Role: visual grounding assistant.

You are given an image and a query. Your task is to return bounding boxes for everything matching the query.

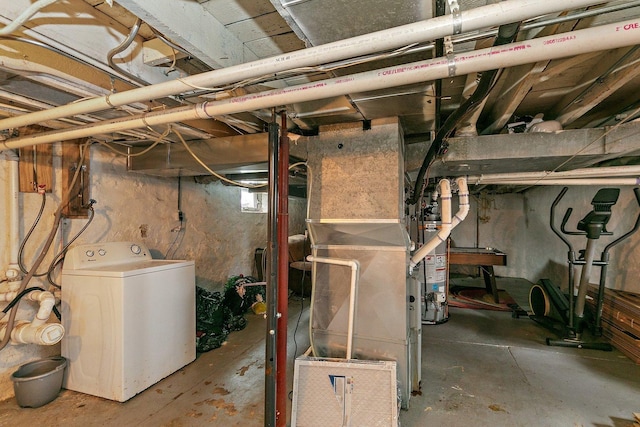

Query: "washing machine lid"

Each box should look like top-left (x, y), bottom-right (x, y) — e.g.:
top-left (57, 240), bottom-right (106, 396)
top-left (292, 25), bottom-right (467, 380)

top-left (62, 259), bottom-right (194, 278)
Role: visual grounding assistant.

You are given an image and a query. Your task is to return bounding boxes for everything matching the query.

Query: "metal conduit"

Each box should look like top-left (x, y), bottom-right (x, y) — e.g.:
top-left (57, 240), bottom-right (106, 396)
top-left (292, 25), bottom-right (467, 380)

top-left (4, 18), bottom-right (640, 151)
top-left (0, 0), bottom-right (609, 132)
top-left (106, 18), bottom-right (146, 87)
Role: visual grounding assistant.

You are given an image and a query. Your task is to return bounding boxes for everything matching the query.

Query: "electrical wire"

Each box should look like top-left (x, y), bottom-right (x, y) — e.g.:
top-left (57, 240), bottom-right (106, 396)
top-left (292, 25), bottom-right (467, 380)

top-left (174, 128), bottom-right (267, 188)
top-left (93, 126), bottom-right (171, 157)
top-left (290, 265), bottom-right (308, 377)
top-left (148, 26), bottom-right (191, 77)
top-left (149, 26), bottom-right (192, 59)
top-left (46, 201), bottom-right (96, 289)
top-left (18, 192), bottom-right (47, 276)
top-left (1, 287), bottom-right (45, 314)
top-left (165, 227), bottom-right (185, 260)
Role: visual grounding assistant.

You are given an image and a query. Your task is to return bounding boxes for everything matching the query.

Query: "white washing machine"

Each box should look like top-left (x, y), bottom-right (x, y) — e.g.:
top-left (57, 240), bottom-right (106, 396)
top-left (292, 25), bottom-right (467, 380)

top-left (61, 241), bottom-right (195, 402)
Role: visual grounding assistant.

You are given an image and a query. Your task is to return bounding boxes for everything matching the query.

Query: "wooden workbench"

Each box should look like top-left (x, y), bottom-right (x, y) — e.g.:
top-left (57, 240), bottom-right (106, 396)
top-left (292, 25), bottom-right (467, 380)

top-left (449, 247), bottom-right (507, 303)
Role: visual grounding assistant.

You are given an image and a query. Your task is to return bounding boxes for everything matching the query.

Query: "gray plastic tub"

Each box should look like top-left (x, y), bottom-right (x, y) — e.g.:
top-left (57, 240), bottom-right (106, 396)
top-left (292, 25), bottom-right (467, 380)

top-left (11, 356), bottom-right (67, 408)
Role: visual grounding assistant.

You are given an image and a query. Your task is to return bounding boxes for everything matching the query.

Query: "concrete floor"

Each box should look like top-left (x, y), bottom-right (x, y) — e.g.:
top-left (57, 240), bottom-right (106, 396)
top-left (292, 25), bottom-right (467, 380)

top-left (1, 279), bottom-right (639, 426)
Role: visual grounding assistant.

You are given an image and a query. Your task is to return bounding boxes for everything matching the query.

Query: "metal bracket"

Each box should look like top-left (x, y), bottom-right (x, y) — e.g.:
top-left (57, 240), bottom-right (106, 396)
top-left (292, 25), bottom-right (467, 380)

top-left (447, 0), bottom-right (462, 35)
top-left (447, 53), bottom-right (457, 77)
top-left (444, 35), bottom-right (454, 56)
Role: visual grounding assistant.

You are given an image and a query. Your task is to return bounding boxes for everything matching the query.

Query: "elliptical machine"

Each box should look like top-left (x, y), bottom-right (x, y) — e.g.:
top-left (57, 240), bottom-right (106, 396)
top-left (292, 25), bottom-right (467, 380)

top-left (531, 186), bottom-right (640, 350)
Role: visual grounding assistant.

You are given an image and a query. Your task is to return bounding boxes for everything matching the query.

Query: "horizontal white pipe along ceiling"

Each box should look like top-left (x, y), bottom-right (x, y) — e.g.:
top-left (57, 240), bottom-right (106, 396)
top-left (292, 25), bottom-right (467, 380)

top-left (470, 178), bottom-right (640, 186)
top-left (3, 18), bottom-right (640, 150)
top-left (0, 0), bottom-right (610, 133)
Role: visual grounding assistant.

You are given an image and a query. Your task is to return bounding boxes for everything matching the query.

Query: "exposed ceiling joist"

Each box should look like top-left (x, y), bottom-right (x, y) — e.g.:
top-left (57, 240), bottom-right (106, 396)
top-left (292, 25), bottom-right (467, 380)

top-left (480, 13), bottom-right (590, 134)
top-left (0, 0), bottom-right (172, 85)
top-left (556, 46), bottom-right (640, 127)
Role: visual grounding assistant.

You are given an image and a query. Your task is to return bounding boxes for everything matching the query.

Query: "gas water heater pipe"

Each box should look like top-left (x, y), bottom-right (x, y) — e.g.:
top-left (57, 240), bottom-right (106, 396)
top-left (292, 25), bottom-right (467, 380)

top-left (306, 255), bottom-right (360, 360)
top-left (5, 17), bottom-right (640, 151)
top-left (0, 0), bottom-right (608, 132)
top-left (452, 177), bottom-right (469, 229)
top-left (0, 290), bottom-right (63, 345)
top-left (410, 179), bottom-right (452, 270)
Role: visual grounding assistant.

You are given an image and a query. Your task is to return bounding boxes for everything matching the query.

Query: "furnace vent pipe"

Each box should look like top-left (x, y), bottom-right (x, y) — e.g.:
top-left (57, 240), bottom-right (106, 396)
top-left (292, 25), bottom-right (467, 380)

top-left (0, 0), bottom-right (610, 132)
top-left (0, 290), bottom-right (64, 345)
top-left (410, 179), bottom-right (452, 270)
top-left (306, 255), bottom-right (360, 360)
top-left (4, 19), bottom-right (640, 150)
top-left (452, 177), bottom-right (469, 229)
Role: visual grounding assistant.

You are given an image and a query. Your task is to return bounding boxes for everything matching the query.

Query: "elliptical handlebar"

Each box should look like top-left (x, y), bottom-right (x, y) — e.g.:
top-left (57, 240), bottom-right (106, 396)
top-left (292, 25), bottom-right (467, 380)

top-left (550, 187), bottom-right (573, 252)
top-left (561, 208), bottom-right (614, 236)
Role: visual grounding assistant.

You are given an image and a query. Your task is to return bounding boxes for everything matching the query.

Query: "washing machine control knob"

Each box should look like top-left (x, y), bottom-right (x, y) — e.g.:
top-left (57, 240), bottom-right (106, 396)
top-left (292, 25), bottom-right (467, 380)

top-left (98, 249), bottom-right (106, 256)
top-left (86, 250), bottom-right (95, 257)
top-left (130, 244), bottom-right (142, 255)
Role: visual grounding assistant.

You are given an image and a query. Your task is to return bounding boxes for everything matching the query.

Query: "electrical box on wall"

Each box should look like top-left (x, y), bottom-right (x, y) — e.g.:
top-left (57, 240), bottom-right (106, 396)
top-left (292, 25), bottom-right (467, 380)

top-left (61, 140), bottom-right (91, 218)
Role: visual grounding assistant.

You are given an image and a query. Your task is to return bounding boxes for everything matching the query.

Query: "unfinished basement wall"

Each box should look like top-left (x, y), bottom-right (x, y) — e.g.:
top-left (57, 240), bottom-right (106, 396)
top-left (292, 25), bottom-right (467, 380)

top-left (450, 186), bottom-right (640, 295)
top-left (0, 143), bottom-right (306, 401)
top-left (449, 192), bottom-right (528, 279)
top-left (524, 186), bottom-right (640, 294)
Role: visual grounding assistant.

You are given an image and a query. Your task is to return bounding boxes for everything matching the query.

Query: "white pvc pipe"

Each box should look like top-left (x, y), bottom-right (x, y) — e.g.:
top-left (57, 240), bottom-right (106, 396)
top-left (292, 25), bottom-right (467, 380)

top-left (468, 166), bottom-right (640, 183)
top-left (5, 18), bottom-right (640, 151)
top-left (0, 290), bottom-right (64, 345)
top-left (0, 0), bottom-right (609, 131)
top-left (410, 179), bottom-right (452, 269)
top-left (26, 290), bottom-right (55, 327)
top-left (0, 0), bottom-right (61, 36)
top-left (0, 320), bottom-right (64, 345)
top-left (306, 255), bottom-right (359, 360)
top-left (452, 176), bottom-right (469, 229)
top-left (468, 178), bottom-right (640, 186)
top-left (1, 150), bottom-right (20, 276)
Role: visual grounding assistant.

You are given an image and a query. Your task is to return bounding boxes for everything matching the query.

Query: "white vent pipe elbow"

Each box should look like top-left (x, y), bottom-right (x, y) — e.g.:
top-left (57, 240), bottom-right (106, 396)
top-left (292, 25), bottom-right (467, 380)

top-left (306, 255), bottom-right (360, 360)
top-left (410, 179), bottom-right (452, 270)
top-left (1, 320), bottom-right (64, 346)
top-left (452, 177), bottom-right (469, 230)
top-left (0, 290), bottom-right (64, 345)
top-left (0, 0), bottom-right (609, 132)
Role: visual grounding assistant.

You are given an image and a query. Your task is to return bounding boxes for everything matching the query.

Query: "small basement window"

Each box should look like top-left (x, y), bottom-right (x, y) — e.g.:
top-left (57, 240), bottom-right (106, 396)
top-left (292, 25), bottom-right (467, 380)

top-left (241, 188), bottom-right (268, 213)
